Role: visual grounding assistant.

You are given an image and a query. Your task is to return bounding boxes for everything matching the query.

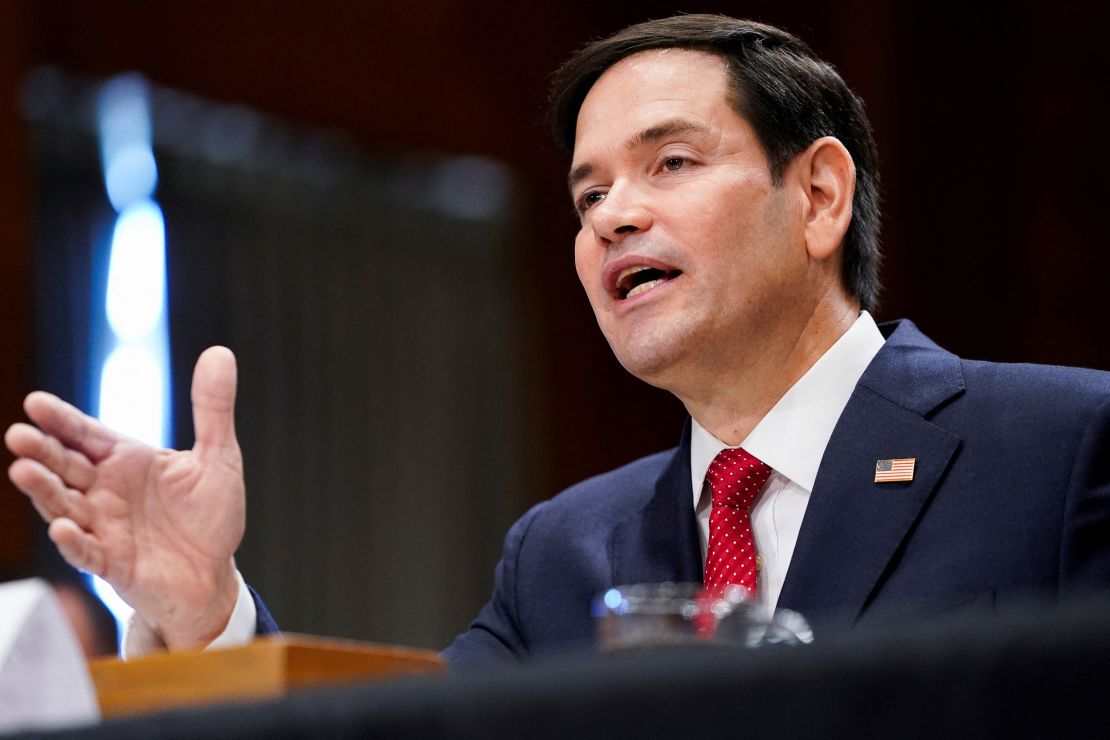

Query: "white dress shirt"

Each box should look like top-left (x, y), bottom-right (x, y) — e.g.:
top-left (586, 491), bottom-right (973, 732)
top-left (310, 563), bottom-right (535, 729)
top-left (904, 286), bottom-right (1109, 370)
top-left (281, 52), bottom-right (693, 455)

top-left (690, 311), bottom-right (885, 618)
top-left (126, 312), bottom-right (885, 657)
top-left (122, 568), bottom-right (258, 658)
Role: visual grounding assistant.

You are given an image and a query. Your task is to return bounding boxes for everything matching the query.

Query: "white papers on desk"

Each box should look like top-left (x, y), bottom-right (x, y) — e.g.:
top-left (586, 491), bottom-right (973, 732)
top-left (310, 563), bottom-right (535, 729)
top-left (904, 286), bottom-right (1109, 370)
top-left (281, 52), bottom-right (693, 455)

top-left (0, 578), bottom-right (100, 733)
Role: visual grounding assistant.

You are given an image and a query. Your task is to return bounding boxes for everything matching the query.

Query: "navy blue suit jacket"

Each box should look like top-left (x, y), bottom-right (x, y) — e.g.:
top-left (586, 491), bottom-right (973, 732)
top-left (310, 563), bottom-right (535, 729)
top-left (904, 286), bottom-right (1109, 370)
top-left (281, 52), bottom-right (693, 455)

top-left (436, 319), bottom-right (1110, 666)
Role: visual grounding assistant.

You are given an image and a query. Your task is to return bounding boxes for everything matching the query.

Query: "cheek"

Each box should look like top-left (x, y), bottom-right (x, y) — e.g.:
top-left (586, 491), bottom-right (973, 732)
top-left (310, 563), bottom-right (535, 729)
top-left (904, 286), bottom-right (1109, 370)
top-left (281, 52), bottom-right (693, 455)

top-left (574, 233), bottom-right (612, 321)
top-left (573, 232), bottom-right (595, 289)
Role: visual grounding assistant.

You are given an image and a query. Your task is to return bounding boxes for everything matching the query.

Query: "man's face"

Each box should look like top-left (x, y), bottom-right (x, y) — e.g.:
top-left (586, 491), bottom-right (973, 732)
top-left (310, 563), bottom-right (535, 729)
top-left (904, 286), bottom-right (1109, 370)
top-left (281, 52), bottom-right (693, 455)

top-left (570, 50), bottom-right (814, 393)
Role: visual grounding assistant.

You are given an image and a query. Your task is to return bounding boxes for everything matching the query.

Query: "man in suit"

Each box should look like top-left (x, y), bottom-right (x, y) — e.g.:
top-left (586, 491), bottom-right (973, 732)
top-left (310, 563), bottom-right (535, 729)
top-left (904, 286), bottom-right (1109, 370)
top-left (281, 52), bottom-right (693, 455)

top-left (6, 15), bottom-right (1110, 663)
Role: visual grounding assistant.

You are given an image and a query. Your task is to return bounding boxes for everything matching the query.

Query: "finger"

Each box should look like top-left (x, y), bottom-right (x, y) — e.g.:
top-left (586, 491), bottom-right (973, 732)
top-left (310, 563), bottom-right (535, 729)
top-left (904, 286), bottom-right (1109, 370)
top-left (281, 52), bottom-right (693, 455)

top-left (23, 391), bottom-right (119, 463)
top-left (5, 422), bottom-right (96, 491)
top-left (8, 458), bottom-right (93, 528)
top-left (191, 346), bottom-right (240, 461)
top-left (49, 518), bottom-right (106, 577)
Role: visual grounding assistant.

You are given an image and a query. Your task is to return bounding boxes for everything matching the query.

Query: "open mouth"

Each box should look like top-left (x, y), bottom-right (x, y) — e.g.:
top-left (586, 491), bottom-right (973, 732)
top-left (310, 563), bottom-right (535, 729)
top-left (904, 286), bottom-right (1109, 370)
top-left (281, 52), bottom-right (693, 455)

top-left (615, 265), bottom-right (682, 300)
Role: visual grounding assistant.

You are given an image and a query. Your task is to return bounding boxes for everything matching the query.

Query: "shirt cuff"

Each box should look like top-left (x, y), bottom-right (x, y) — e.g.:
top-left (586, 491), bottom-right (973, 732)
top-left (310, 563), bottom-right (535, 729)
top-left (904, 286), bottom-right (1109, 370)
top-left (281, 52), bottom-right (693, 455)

top-left (121, 570), bottom-right (258, 659)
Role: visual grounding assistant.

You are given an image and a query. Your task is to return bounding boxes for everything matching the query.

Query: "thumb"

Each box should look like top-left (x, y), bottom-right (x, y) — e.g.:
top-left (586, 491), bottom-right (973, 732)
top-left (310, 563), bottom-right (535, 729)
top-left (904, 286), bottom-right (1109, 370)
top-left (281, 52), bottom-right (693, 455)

top-left (191, 346), bottom-right (239, 459)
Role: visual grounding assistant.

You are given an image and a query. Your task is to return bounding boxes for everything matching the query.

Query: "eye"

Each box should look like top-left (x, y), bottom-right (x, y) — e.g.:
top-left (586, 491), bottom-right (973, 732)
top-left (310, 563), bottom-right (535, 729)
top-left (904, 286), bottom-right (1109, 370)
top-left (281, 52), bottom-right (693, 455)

top-left (661, 157), bottom-right (686, 172)
top-left (577, 190), bottom-right (606, 213)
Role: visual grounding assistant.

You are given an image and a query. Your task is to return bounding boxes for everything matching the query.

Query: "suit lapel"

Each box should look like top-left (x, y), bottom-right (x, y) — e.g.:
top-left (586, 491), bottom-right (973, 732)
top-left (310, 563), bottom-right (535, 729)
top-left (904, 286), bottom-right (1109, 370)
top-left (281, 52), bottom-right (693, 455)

top-left (610, 420), bottom-right (703, 587)
top-left (777, 320), bottom-right (965, 634)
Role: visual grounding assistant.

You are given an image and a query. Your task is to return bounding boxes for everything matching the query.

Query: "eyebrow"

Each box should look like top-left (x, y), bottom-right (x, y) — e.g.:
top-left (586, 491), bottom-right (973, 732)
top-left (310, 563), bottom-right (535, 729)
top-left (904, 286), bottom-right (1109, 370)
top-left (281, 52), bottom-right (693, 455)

top-left (567, 118), bottom-right (709, 193)
top-left (626, 118), bottom-right (707, 150)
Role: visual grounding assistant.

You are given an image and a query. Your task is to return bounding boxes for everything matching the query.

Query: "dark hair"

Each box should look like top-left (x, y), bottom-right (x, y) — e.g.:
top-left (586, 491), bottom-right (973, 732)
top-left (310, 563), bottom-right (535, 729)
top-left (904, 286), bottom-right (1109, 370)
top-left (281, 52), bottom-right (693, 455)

top-left (548, 14), bottom-right (882, 310)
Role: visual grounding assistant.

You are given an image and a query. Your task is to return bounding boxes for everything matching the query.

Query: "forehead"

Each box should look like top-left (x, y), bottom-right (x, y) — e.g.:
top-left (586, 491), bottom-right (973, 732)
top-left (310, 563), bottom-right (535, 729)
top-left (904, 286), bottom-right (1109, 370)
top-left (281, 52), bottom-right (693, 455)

top-left (572, 49), bottom-right (733, 159)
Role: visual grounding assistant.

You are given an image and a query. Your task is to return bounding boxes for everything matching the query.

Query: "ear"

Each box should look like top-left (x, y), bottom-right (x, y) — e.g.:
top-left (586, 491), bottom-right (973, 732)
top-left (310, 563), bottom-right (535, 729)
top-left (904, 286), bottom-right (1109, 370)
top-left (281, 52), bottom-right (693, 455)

top-left (795, 136), bottom-right (855, 263)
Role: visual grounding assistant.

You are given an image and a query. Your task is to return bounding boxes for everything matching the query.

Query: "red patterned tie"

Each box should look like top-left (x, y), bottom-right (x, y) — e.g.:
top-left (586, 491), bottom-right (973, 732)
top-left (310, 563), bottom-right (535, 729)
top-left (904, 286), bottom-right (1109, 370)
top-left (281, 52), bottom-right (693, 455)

top-left (703, 447), bottom-right (772, 597)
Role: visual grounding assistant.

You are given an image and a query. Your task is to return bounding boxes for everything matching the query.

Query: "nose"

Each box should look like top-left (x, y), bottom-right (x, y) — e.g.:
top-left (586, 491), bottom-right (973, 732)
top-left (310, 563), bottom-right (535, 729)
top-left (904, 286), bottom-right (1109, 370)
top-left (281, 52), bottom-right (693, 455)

top-left (591, 184), bottom-right (653, 246)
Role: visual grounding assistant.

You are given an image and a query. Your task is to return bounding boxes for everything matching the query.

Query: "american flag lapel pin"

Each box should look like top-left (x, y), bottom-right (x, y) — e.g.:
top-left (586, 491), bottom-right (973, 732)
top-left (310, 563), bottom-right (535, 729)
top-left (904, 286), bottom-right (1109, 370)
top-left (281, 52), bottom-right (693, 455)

top-left (875, 457), bottom-right (915, 483)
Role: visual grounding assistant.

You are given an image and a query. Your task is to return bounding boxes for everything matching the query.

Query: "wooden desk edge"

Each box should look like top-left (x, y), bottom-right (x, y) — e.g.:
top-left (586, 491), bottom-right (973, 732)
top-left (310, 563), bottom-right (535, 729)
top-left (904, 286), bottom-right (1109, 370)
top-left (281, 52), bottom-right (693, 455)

top-left (89, 634), bottom-right (444, 718)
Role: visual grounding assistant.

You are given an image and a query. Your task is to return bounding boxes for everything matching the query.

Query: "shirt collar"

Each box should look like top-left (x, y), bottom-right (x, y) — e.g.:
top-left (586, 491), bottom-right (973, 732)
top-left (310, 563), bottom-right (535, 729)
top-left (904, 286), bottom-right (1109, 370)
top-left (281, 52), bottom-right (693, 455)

top-left (690, 311), bottom-right (885, 505)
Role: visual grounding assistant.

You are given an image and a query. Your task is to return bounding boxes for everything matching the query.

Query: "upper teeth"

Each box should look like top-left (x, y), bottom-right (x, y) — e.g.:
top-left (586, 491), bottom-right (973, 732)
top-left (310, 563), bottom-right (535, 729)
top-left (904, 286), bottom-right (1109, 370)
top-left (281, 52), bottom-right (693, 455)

top-left (617, 265), bottom-right (653, 285)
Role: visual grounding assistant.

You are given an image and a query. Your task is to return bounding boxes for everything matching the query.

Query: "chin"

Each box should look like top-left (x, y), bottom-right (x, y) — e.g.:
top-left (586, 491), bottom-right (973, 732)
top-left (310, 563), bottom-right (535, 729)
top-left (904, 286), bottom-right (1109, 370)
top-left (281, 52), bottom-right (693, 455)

top-left (598, 309), bottom-right (704, 389)
top-left (610, 335), bottom-right (690, 391)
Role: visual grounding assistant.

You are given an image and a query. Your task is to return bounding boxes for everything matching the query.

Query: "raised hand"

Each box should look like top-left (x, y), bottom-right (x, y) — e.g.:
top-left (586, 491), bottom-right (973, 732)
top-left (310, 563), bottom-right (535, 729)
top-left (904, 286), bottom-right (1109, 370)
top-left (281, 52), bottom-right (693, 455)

top-left (5, 347), bottom-right (246, 650)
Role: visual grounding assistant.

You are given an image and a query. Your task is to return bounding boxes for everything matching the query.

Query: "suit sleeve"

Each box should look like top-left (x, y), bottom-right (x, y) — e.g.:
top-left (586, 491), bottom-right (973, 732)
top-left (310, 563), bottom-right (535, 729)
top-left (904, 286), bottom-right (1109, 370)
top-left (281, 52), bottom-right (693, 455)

top-left (249, 583), bottom-right (280, 635)
top-left (439, 502), bottom-right (546, 668)
top-left (1060, 394), bottom-right (1110, 591)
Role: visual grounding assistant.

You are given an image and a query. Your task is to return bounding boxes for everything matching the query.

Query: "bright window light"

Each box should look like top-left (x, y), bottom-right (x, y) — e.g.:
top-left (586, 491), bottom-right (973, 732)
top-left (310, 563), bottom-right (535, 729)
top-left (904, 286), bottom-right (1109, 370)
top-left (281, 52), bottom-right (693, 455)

top-left (98, 345), bottom-right (165, 446)
top-left (103, 143), bottom-right (158, 212)
top-left (98, 74), bottom-right (155, 212)
top-left (93, 73), bottom-right (172, 639)
top-left (104, 200), bottom-right (166, 342)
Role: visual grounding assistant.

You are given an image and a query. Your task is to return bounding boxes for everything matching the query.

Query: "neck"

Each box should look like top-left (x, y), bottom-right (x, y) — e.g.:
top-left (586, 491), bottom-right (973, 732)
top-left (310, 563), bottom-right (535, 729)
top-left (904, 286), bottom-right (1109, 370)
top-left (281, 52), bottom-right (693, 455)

top-left (676, 298), bottom-right (860, 446)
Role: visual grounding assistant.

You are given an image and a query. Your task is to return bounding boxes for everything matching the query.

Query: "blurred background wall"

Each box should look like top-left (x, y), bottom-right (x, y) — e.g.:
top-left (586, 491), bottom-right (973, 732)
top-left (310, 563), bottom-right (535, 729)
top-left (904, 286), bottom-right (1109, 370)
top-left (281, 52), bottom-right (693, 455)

top-left (0, 0), bottom-right (1106, 649)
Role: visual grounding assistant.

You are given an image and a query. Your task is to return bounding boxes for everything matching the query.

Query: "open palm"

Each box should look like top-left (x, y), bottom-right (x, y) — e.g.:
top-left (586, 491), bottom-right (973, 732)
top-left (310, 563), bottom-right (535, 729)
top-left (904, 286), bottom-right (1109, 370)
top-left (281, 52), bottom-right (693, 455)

top-left (5, 347), bottom-right (246, 649)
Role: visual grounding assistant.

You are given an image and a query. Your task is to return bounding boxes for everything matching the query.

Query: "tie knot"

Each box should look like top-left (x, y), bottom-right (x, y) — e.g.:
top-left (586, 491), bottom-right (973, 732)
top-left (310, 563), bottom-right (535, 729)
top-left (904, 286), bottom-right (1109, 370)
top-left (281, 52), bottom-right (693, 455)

top-left (705, 447), bottom-right (771, 509)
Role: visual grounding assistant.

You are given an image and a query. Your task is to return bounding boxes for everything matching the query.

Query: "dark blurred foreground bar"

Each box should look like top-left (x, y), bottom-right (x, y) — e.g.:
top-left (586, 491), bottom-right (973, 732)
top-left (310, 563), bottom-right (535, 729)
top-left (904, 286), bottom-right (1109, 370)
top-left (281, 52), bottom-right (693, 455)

top-left (15, 596), bottom-right (1110, 739)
